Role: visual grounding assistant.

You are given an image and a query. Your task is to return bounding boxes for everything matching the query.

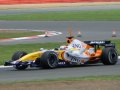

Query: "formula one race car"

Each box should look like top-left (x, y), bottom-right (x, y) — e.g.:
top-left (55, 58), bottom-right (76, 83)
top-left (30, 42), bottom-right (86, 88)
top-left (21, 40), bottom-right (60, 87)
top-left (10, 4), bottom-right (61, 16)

top-left (4, 37), bottom-right (118, 70)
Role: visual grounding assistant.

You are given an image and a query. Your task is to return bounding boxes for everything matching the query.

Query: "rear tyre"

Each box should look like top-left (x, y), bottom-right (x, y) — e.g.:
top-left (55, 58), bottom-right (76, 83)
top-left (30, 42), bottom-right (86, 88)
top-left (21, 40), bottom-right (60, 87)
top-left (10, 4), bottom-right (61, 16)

top-left (12, 51), bottom-right (28, 70)
top-left (101, 47), bottom-right (118, 65)
top-left (40, 51), bottom-right (58, 69)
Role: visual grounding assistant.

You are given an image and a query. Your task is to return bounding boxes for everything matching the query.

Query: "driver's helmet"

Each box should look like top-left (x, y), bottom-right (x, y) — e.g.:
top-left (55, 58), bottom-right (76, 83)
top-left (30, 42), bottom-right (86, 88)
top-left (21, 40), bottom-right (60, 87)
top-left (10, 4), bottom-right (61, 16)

top-left (66, 36), bottom-right (74, 45)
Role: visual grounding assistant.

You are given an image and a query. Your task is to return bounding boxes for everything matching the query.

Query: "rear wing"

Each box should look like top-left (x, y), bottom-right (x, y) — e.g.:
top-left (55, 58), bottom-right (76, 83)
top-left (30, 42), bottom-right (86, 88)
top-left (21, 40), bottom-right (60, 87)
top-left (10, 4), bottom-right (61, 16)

top-left (84, 40), bottom-right (115, 48)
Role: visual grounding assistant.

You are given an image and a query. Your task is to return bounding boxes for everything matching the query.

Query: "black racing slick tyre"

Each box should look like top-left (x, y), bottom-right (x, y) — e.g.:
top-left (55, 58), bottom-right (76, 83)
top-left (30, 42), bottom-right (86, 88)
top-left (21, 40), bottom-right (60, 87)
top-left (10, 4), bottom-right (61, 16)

top-left (12, 51), bottom-right (28, 70)
top-left (101, 47), bottom-right (118, 65)
top-left (12, 51), bottom-right (27, 61)
top-left (13, 62), bottom-right (28, 70)
top-left (40, 51), bottom-right (58, 69)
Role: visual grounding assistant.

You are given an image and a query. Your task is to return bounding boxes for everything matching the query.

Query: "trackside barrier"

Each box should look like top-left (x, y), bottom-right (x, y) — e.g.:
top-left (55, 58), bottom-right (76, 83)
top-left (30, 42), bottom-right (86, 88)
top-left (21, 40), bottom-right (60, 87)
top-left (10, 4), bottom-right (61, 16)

top-left (0, 0), bottom-right (120, 4)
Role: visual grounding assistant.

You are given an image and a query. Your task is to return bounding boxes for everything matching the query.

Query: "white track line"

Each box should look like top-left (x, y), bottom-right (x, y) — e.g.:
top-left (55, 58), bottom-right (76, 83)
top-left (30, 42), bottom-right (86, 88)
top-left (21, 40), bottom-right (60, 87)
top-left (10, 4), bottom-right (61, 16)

top-left (0, 29), bottom-right (62, 42)
top-left (0, 65), bottom-right (12, 68)
top-left (118, 56), bottom-right (120, 59)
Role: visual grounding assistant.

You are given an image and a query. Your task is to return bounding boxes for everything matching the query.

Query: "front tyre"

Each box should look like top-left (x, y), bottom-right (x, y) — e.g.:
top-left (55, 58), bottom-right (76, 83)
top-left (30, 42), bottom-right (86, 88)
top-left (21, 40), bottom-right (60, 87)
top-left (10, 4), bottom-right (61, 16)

top-left (12, 51), bottom-right (28, 70)
top-left (101, 47), bottom-right (118, 65)
top-left (13, 63), bottom-right (28, 70)
top-left (40, 51), bottom-right (58, 69)
top-left (12, 51), bottom-right (27, 61)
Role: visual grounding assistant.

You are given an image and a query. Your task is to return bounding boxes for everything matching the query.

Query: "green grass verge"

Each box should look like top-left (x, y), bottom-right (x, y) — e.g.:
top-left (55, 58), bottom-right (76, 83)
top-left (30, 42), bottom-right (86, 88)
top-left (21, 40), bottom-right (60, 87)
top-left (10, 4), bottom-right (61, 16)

top-left (0, 9), bottom-right (120, 21)
top-left (58, 75), bottom-right (120, 81)
top-left (1, 75), bottom-right (120, 84)
top-left (0, 42), bottom-right (65, 64)
top-left (26, 75), bottom-right (120, 83)
top-left (0, 39), bottom-right (120, 65)
top-left (0, 31), bottom-right (44, 39)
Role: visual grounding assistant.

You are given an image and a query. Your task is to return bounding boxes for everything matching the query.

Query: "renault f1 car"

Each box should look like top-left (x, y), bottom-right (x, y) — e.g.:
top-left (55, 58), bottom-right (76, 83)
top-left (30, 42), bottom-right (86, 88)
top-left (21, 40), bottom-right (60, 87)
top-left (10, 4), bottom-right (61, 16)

top-left (4, 40), bottom-right (118, 70)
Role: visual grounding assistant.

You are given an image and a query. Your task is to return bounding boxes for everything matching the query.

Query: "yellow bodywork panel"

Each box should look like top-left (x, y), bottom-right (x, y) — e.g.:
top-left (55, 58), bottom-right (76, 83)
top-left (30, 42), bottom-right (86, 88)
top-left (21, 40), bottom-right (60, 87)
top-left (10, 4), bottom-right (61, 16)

top-left (56, 50), bottom-right (65, 60)
top-left (17, 51), bottom-right (44, 62)
top-left (16, 49), bottom-right (102, 62)
top-left (17, 50), bottom-right (65, 62)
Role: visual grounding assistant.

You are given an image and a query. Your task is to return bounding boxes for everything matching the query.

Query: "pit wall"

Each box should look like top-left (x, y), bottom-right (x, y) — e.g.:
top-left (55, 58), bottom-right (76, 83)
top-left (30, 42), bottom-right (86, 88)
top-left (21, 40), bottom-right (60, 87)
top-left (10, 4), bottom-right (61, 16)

top-left (0, 0), bottom-right (120, 4)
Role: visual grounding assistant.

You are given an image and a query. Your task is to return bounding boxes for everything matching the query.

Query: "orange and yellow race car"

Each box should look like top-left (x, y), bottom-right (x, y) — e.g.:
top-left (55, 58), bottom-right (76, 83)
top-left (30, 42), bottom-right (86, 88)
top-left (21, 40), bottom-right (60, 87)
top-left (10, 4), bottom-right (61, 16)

top-left (4, 36), bottom-right (118, 70)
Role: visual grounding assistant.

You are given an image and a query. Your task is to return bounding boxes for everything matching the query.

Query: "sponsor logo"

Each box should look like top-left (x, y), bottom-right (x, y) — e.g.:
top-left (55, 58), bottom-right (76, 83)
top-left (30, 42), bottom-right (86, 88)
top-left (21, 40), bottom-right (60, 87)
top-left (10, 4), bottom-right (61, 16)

top-left (90, 41), bottom-right (105, 44)
top-left (58, 62), bottom-right (66, 65)
top-left (68, 55), bottom-right (81, 63)
top-left (72, 44), bottom-right (81, 48)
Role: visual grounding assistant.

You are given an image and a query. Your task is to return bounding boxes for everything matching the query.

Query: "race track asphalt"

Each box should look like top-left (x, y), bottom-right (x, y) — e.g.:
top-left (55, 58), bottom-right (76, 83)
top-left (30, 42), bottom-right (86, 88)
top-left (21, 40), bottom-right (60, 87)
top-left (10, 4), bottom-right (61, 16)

top-left (0, 21), bottom-right (120, 45)
top-left (0, 4), bottom-right (120, 82)
top-left (0, 21), bottom-right (120, 82)
top-left (0, 59), bottom-right (120, 83)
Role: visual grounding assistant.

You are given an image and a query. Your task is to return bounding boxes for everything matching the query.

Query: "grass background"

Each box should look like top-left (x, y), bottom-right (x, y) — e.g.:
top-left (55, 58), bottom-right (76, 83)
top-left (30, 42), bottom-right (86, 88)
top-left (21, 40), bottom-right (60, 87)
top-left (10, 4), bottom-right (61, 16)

top-left (0, 42), bottom-right (65, 64)
top-left (0, 39), bottom-right (119, 65)
top-left (0, 31), bottom-right (43, 39)
top-left (0, 9), bottom-right (120, 64)
top-left (0, 9), bottom-right (120, 83)
top-left (0, 9), bottom-right (120, 21)
top-left (0, 75), bottom-right (120, 84)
